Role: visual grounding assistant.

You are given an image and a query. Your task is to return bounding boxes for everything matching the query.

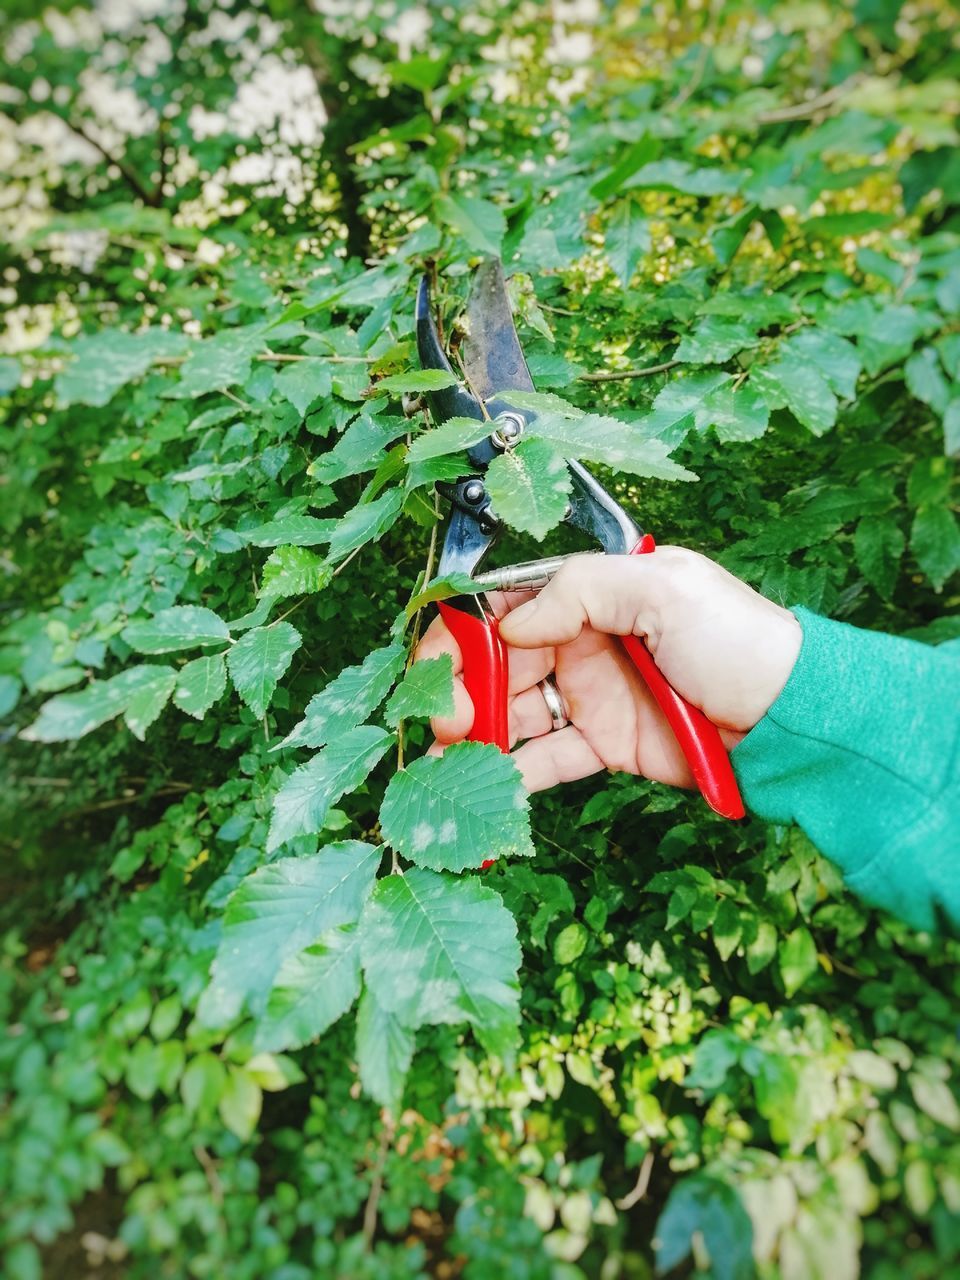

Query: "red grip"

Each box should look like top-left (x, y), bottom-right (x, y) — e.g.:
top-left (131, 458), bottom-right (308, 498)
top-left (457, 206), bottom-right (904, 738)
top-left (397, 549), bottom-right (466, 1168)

top-left (627, 536), bottom-right (745, 819)
top-left (438, 600), bottom-right (509, 868)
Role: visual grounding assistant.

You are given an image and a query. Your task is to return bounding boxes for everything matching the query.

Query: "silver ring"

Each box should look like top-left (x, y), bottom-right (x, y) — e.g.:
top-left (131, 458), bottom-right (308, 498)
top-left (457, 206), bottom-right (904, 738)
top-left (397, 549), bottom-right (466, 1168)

top-left (538, 675), bottom-right (569, 731)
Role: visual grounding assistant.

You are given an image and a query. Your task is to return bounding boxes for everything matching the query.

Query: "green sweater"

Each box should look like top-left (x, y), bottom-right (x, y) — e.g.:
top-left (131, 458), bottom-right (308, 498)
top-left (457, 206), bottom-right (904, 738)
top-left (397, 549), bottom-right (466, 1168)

top-left (732, 608), bottom-right (960, 933)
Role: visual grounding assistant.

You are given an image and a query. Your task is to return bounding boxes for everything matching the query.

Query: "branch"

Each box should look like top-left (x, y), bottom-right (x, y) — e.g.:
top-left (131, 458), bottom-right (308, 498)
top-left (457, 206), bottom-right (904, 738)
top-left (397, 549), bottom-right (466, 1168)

top-left (755, 75), bottom-right (863, 126)
top-left (615, 1150), bottom-right (655, 1210)
top-left (60, 115), bottom-right (160, 207)
top-left (579, 359), bottom-right (678, 383)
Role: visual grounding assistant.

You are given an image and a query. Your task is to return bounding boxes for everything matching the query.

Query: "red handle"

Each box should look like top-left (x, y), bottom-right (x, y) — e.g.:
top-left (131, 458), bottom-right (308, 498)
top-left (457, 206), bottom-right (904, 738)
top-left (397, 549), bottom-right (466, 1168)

top-left (438, 599), bottom-right (509, 867)
top-left (627, 535), bottom-right (744, 819)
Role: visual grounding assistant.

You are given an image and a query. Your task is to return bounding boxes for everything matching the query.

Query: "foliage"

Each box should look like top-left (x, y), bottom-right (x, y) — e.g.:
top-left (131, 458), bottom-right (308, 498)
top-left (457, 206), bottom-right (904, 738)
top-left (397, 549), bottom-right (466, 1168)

top-left (2, 1), bottom-right (959, 1278)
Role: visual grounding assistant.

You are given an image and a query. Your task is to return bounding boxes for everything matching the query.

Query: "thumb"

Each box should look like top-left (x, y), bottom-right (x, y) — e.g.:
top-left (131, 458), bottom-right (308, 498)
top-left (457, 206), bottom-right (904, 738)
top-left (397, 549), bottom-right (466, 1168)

top-left (498, 554), bottom-right (662, 649)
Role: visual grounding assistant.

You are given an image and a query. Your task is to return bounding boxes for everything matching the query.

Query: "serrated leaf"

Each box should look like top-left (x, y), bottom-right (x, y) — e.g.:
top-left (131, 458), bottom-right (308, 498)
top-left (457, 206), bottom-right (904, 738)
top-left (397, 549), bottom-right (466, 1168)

top-left (911, 505), bottom-right (960, 590)
top-left (55, 329), bottom-right (187, 407)
top-left (227, 622), bottom-right (302, 718)
top-left (779, 926), bottom-right (818, 997)
top-left (379, 741), bottom-right (533, 872)
top-left (275, 358), bottom-right (333, 417)
top-left (169, 324), bottom-right (266, 398)
top-left (436, 193), bottom-right (506, 256)
top-left (254, 926), bottom-right (362, 1052)
top-left (311, 415), bottom-right (410, 483)
top-left (243, 515), bottom-right (335, 548)
top-left (485, 438), bottom-right (572, 540)
top-left (121, 605), bottom-right (231, 654)
top-left (327, 488), bottom-right (404, 563)
top-left (605, 197), bottom-right (650, 289)
top-left (198, 841), bottom-right (380, 1024)
top-left (526, 411), bottom-right (696, 482)
top-left (385, 654), bottom-right (454, 727)
top-left (173, 653), bottom-right (227, 719)
top-left (786, 329), bottom-right (862, 400)
top-left (675, 317), bottom-right (761, 365)
top-left (21, 664), bottom-right (177, 742)
top-left (280, 644), bottom-right (406, 750)
top-left (123, 668), bottom-right (177, 739)
top-left (643, 372), bottom-right (733, 447)
top-left (355, 987), bottom-right (415, 1113)
top-left (854, 516), bottom-right (905, 601)
top-left (267, 727), bottom-right (394, 853)
top-left (359, 868), bottom-right (521, 1055)
top-left (654, 1175), bottom-right (754, 1280)
top-left (376, 369), bottom-right (459, 394)
top-left (407, 416), bottom-right (490, 463)
top-left (260, 545), bottom-right (332, 599)
top-left (751, 360), bottom-right (837, 436)
top-left (696, 383), bottom-right (769, 442)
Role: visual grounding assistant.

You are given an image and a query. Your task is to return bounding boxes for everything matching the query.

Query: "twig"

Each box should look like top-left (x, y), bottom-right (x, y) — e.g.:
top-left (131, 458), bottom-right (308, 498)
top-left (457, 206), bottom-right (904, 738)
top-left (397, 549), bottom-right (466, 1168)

top-left (616, 1151), bottom-right (655, 1210)
top-left (361, 1119), bottom-right (394, 1250)
top-left (580, 359), bottom-right (677, 384)
top-left (220, 388), bottom-right (252, 410)
top-left (756, 75), bottom-right (862, 126)
top-left (194, 1145), bottom-right (224, 1206)
top-left (58, 115), bottom-right (159, 206)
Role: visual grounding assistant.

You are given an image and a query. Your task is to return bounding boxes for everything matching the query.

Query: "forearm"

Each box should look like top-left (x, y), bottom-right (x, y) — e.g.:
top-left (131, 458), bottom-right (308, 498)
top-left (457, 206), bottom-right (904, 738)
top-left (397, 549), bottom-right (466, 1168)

top-left (732, 609), bottom-right (960, 932)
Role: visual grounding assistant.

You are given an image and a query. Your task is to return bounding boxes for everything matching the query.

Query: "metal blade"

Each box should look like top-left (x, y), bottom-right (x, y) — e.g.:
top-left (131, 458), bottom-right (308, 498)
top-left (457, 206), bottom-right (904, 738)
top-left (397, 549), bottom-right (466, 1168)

top-left (462, 259), bottom-right (536, 399)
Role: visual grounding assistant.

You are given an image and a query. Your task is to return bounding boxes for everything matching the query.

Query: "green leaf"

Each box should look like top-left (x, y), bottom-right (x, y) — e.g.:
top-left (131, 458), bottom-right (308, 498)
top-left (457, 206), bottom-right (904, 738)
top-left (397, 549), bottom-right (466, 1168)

top-left (385, 654), bottom-right (454, 727)
top-left (605, 197), bottom-right (650, 289)
top-left (124, 668), bottom-right (177, 740)
top-left (909, 1063), bottom-right (960, 1130)
top-left (260, 546), bottom-right (332, 599)
top-left (911, 505), bottom-right (960, 590)
top-left (0, 674), bottom-right (22, 718)
top-left (327, 488), bottom-right (404, 563)
top-left (0, 355), bottom-right (21, 395)
top-left (779, 926), bottom-right (818, 997)
top-left (198, 842), bottom-right (381, 1024)
top-left (280, 644), bottom-right (406, 750)
top-left (642, 372), bottom-right (733, 447)
top-left (376, 369), bottom-right (459, 394)
top-left (945, 398), bottom-right (960, 457)
top-left (379, 741), bottom-right (534, 872)
top-left (590, 133), bottom-right (661, 200)
top-left (904, 346), bottom-right (949, 415)
top-left (170, 324), bottom-right (266, 398)
top-left (267, 727), bottom-right (394, 853)
top-left (436, 193), bottom-right (506, 256)
top-left (218, 1066), bottom-right (262, 1141)
top-left (675, 317), bottom-right (761, 365)
top-left (485, 438), bottom-right (572, 541)
top-left (407, 416), bottom-right (491, 463)
top-left (311, 416), bottom-right (410, 484)
top-left (751, 359), bottom-right (837, 436)
top-left (854, 516), bottom-right (905, 601)
top-left (55, 329), bottom-right (187, 407)
top-left (526, 411), bottom-right (697, 482)
top-left (275, 359), bottom-right (333, 417)
top-left (712, 899), bottom-right (741, 961)
top-left (121, 605), bottom-right (230, 654)
top-left (173, 654), bottom-right (228, 719)
top-left (254, 926), bottom-right (362, 1052)
top-left (654, 1175), bottom-right (754, 1280)
top-left (355, 987), bottom-right (415, 1113)
top-left (553, 922), bottom-right (588, 964)
top-left (697, 382), bottom-right (769, 442)
top-left (180, 1052), bottom-right (226, 1115)
top-left (243, 515), bottom-right (335, 548)
top-left (226, 622), bottom-right (302, 718)
top-left (359, 868), bottom-right (521, 1055)
top-left (21, 665), bottom-right (176, 742)
top-left (786, 329), bottom-right (861, 400)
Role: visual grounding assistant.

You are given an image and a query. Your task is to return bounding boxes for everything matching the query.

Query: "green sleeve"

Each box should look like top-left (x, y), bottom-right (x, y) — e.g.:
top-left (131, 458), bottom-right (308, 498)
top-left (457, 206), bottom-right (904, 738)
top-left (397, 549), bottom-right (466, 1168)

top-left (731, 607), bottom-right (960, 933)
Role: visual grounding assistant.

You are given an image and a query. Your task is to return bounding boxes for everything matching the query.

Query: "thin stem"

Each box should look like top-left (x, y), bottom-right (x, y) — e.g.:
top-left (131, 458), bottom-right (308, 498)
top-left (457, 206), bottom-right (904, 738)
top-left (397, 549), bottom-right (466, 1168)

top-left (361, 1119), bottom-right (394, 1251)
top-left (616, 1150), bottom-right (655, 1211)
top-left (331, 544), bottom-right (364, 578)
top-left (580, 359), bottom-right (677, 384)
top-left (756, 75), bottom-right (862, 126)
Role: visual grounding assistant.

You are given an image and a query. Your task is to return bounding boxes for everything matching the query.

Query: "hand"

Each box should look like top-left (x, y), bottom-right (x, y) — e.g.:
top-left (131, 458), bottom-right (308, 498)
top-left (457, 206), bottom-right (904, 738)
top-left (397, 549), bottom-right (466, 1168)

top-left (415, 546), bottom-right (802, 793)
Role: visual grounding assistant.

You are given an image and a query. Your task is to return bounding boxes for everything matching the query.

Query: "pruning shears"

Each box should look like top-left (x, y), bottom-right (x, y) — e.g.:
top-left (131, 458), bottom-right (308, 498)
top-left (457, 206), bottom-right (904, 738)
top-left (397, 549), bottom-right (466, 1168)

top-left (415, 259), bottom-right (744, 821)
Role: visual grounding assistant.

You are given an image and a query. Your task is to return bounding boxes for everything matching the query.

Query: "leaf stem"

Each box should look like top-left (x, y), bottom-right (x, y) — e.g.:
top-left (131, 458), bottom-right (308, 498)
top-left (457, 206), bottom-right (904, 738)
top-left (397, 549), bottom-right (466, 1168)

top-left (361, 1118), bottom-right (394, 1251)
top-left (579, 359), bottom-right (677, 384)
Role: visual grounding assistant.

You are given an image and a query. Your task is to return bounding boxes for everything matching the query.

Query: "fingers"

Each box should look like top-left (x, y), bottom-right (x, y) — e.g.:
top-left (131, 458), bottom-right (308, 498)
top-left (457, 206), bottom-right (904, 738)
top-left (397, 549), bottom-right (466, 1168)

top-left (498, 554), bottom-right (667, 650)
top-left (512, 725), bottom-right (606, 791)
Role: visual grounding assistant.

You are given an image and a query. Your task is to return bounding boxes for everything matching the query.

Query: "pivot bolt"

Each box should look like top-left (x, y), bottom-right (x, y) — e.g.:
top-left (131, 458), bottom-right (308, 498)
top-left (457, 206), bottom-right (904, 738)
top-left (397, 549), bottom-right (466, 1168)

top-left (491, 411), bottom-right (524, 450)
top-left (463, 479), bottom-right (485, 503)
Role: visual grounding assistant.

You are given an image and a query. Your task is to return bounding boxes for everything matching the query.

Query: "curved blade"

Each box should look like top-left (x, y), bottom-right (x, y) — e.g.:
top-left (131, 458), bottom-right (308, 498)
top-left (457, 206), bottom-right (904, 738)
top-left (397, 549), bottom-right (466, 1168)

top-left (462, 259), bottom-right (535, 398)
top-left (416, 276), bottom-right (484, 423)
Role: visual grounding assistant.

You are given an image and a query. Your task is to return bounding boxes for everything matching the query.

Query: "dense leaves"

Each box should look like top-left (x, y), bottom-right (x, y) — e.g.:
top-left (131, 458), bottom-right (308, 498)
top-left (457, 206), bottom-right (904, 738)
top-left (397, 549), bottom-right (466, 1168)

top-left (2, 1), bottom-right (959, 1278)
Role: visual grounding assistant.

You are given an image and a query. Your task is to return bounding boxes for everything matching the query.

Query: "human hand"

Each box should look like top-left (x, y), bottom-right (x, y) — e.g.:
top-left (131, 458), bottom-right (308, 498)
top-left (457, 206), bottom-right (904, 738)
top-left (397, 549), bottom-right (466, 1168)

top-left (415, 546), bottom-right (802, 793)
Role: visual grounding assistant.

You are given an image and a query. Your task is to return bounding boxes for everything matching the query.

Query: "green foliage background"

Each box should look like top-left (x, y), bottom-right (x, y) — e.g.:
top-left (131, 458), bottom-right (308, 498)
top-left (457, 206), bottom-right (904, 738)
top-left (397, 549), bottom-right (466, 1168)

top-left (2, 1), bottom-right (960, 1278)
